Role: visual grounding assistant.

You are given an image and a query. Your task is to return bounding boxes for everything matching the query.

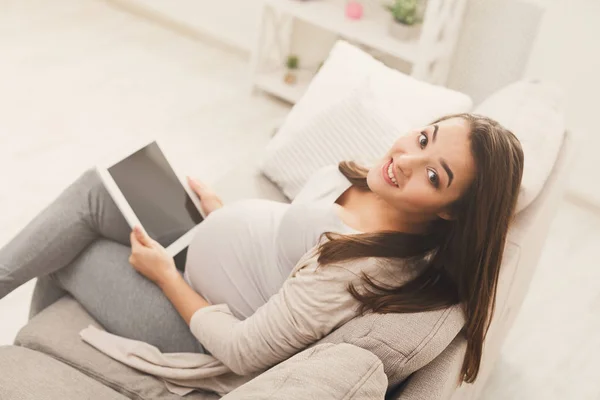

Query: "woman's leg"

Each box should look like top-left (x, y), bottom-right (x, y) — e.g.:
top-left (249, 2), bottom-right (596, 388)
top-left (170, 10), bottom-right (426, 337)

top-left (0, 168), bottom-right (130, 299)
top-left (1, 167), bottom-right (203, 352)
top-left (50, 238), bottom-right (204, 353)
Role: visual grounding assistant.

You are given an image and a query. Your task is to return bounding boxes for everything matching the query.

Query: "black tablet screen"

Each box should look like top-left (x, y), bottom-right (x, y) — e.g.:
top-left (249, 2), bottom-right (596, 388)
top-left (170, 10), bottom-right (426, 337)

top-left (108, 142), bottom-right (203, 247)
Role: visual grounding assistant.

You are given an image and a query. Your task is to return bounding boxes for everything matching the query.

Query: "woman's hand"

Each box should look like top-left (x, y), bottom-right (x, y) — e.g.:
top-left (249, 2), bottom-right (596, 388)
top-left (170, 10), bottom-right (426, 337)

top-left (129, 226), bottom-right (179, 288)
top-left (187, 176), bottom-right (223, 216)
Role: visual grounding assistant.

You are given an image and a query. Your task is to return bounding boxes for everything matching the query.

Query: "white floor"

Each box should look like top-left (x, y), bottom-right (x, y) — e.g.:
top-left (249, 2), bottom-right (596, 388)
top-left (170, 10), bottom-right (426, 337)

top-left (0, 0), bottom-right (598, 399)
top-left (0, 0), bottom-right (289, 345)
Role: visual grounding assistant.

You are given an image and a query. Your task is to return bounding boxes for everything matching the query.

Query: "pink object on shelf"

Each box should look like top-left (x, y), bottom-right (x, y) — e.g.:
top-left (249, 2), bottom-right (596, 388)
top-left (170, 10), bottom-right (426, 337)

top-left (345, 1), bottom-right (363, 20)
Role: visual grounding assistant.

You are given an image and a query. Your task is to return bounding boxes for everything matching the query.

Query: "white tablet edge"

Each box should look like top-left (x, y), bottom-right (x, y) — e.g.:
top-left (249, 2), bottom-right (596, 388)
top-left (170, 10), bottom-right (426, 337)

top-left (96, 139), bottom-right (206, 258)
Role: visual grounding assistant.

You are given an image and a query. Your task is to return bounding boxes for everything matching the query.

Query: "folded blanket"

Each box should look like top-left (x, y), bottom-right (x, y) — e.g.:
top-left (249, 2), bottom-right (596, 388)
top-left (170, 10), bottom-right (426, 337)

top-left (79, 325), bottom-right (259, 396)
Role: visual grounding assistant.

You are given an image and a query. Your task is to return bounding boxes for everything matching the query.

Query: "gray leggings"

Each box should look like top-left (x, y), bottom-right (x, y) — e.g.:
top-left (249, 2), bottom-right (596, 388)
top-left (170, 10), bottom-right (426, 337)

top-left (0, 168), bottom-right (205, 353)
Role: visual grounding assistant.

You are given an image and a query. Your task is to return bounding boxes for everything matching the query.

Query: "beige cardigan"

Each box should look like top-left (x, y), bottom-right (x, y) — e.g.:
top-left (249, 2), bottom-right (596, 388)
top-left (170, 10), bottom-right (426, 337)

top-left (80, 243), bottom-right (423, 396)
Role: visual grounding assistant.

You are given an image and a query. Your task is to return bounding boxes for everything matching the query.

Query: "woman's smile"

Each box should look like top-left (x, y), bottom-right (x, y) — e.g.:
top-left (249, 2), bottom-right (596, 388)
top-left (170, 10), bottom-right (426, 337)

top-left (382, 159), bottom-right (399, 188)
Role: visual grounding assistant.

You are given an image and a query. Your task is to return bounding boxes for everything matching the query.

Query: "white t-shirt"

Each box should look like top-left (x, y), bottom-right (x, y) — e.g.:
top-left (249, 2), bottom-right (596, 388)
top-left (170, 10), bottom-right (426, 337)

top-left (184, 166), bottom-right (358, 319)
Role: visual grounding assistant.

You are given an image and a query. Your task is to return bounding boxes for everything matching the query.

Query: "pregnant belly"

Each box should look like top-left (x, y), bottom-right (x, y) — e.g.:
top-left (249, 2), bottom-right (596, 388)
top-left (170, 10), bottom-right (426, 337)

top-left (184, 199), bottom-right (289, 320)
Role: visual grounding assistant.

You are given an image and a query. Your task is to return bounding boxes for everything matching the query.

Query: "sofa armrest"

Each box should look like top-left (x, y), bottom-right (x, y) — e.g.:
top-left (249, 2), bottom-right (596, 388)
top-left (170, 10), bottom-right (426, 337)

top-left (222, 343), bottom-right (388, 399)
top-left (0, 346), bottom-right (128, 400)
top-left (389, 334), bottom-right (467, 400)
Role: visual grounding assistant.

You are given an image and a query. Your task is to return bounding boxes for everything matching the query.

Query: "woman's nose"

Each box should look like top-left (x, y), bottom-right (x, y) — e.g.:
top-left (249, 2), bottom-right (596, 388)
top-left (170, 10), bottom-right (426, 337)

top-left (396, 154), bottom-right (426, 176)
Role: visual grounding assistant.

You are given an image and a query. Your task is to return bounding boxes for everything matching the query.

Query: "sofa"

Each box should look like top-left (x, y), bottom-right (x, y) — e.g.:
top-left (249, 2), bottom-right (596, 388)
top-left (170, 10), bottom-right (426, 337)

top-left (0, 37), bottom-right (575, 399)
top-left (0, 126), bottom-right (573, 399)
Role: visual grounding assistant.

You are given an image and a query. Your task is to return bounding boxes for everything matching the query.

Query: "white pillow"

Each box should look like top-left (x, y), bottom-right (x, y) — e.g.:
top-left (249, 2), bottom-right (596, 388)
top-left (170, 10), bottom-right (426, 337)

top-left (261, 85), bottom-right (408, 199)
top-left (474, 80), bottom-right (565, 213)
top-left (266, 40), bottom-right (473, 153)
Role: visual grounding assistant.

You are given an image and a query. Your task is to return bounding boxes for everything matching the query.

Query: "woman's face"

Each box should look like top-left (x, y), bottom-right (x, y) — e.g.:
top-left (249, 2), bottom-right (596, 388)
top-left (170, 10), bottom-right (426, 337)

top-left (366, 117), bottom-right (476, 220)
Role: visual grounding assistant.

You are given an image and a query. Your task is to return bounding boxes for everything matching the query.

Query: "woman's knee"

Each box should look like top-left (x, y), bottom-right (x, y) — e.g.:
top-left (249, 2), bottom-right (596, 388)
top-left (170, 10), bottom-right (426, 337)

top-left (77, 167), bottom-right (103, 190)
top-left (77, 168), bottom-right (116, 216)
top-left (63, 167), bottom-right (104, 204)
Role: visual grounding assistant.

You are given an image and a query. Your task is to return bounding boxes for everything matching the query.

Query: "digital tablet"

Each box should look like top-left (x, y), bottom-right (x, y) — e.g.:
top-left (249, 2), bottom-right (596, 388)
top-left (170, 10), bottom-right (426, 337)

top-left (96, 140), bottom-right (206, 258)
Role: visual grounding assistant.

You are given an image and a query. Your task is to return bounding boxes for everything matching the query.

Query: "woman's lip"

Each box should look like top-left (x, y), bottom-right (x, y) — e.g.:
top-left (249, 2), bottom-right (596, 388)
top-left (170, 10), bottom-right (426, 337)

top-left (382, 159), bottom-right (397, 187)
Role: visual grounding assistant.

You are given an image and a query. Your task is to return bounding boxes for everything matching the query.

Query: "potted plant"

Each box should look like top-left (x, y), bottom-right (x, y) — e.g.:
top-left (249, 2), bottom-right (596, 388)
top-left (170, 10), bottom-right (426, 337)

top-left (386, 0), bottom-right (422, 41)
top-left (284, 54), bottom-right (299, 85)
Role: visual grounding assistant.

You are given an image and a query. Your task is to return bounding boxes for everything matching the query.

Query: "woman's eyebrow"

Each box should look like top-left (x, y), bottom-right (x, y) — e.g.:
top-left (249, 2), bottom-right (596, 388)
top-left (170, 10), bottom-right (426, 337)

top-left (431, 124), bottom-right (439, 142)
top-left (430, 124), bottom-right (452, 187)
top-left (440, 159), bottom-right (454, 187)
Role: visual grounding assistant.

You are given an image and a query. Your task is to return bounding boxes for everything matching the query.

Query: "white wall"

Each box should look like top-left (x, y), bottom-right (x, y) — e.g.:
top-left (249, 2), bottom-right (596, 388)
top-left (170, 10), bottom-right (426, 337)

top-left (524, 0), bottom-right (600, 205)
top-left (447, 0), bottom-right (545, 104)
top-left (126, 0), bottom-right (263, 51)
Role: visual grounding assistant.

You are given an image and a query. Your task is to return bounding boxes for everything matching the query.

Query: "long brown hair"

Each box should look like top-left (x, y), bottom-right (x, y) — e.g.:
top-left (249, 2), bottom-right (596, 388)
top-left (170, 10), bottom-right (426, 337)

top-left (316, 113), bottom-right (524, 383)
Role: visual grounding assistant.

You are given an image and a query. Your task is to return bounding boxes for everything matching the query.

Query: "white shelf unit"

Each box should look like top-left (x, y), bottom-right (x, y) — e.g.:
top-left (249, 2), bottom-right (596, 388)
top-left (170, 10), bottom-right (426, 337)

top-left (250, 0), bottom-right (468, 104)
top-left (254, 68), bottom-right (314, 104)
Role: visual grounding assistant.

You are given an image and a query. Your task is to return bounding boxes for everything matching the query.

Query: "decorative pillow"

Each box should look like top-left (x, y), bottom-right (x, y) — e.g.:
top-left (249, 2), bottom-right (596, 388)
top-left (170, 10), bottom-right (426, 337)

top-left (260, 85), bottom-right (407, 199)
top-left (266, 40), bottom-right (473, 153)
top-left (474, 80), bottom-right (565, 213)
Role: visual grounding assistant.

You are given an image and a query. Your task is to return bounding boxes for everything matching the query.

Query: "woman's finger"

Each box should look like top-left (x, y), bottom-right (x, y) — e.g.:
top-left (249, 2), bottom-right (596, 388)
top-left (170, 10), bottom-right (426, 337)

top-left (130, 230), bottom-right (141, 251)
top-left (187, 176), bottom-right (215, 198)
top-left (187, 176), bottom-right (202, 192)
top-left (133, 226), bottom-right (152, 247)
top-left (187, 176), bottom-right (223, 216)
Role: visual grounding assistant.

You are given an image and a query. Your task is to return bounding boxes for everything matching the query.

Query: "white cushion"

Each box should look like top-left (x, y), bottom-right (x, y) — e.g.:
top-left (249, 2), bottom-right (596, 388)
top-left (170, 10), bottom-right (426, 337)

top-left (474, 80), bottom-right (565, 213)
top-left (261, 85), bottom-right (406, 199)
top-left (266, 40), bottom-right (473, 153)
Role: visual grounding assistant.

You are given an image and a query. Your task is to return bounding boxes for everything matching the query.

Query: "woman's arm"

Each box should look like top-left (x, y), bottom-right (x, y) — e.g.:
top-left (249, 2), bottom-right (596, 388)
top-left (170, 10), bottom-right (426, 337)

top-left (130, 227), bottom-right (360, 376)
top-left (188, 259), bottom-right (360, 375)
top-left (158, 272), bottom-right (210, 325)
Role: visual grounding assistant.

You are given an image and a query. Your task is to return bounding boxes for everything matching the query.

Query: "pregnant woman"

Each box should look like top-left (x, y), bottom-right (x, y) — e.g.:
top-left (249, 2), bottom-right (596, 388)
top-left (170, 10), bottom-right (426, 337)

top-left (0, 113), bottom-right (523, 384)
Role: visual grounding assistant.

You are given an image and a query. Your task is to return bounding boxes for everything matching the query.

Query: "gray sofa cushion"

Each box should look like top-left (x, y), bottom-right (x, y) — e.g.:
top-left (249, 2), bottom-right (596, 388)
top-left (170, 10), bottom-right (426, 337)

top-left (15, 296), bottom-right (218, 400)
top-left (0, 345), bottom-right (127, 400)
top-left (224, 343), bottom-right (388, 399)
top-left (313, 305), bottom-right (465, 390)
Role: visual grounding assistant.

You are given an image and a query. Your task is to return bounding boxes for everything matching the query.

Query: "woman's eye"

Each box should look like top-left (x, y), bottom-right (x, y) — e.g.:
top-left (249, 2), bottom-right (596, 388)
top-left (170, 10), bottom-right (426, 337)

top-left (427, 169), bottom-right (440, 188)
top-left (418, 132), bottom-right (428, 149)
